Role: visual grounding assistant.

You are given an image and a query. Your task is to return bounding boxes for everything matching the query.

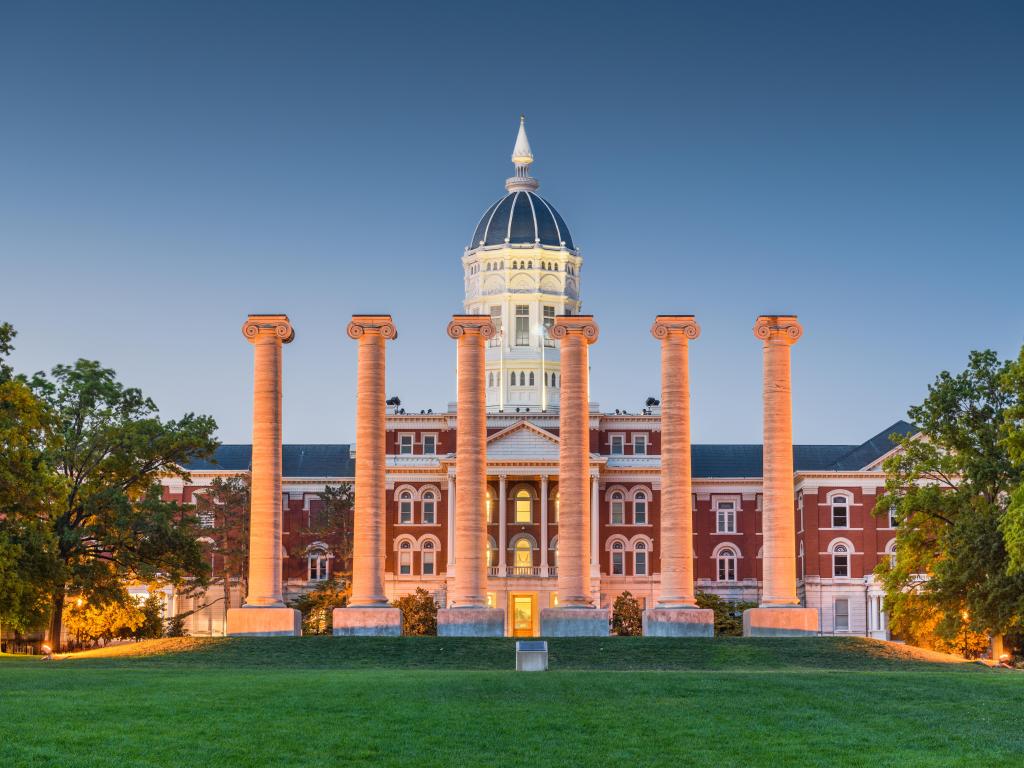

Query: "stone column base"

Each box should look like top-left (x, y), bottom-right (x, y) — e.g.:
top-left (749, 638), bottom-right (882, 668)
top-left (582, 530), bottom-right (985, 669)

top-left (226, 606), bottom-right (301, 637)
top-left (437, 607), bottom-right (506, 637)
top-left (643, 608), bottom-right (715, 637)
top-left (540, 607), bottom-right (610, 637)
top-left (742, 607), bottom-right (819, 637)
top-left (332, 606), bottom-right (403, 636)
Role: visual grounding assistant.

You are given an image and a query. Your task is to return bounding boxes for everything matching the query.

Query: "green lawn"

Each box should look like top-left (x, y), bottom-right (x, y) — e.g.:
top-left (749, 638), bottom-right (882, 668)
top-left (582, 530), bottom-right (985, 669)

top-left (1, 637), bottom-right (1022, 767)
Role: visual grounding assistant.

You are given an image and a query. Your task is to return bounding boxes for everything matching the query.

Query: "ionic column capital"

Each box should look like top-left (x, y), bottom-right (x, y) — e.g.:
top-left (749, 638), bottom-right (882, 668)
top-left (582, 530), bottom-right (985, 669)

top-left (652, 315), bottom-right (700, 341)
top-left (447, 314), bottom-right (496, 340)
top-left (753, 315), bottom-right (802, 345)
top-left (243, 314), bottom-right (294, 344)
top-left (348, 314), bottom-right (398, 341)
top-left (552, 315), bottom-right (599, 344)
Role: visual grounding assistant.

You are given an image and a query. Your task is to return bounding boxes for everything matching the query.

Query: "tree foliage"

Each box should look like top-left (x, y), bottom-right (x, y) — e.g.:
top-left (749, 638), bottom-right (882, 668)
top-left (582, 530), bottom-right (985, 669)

top-left (876, 349), bottom-right (1024, 652)
top-left (63, 595), bottom-right (145, 648)
top-left (192, 474), bottom-right (250, 620)
top-left (303, 483), bottom-right (355, 594)
top-left (611, 591), bottom-right (643, 635)
top-left (392, 588), bottom-right (438, 636)
top-left (696, 591), bottom-right (758, 637)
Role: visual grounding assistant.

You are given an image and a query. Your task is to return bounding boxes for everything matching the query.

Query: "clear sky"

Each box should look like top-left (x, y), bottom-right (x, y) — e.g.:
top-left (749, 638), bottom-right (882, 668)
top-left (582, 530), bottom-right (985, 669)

top-left (1, 1), bottom-right (1022, 445)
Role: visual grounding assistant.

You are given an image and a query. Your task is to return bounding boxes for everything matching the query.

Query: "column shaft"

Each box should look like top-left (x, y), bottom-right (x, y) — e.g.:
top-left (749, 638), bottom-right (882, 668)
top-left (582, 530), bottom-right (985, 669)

top-left (498, 474), bottom-right (508, 573)
top-left (540, 475), bottom-right (549, 570)
top-left (446, 475), bottom-right (456, 568)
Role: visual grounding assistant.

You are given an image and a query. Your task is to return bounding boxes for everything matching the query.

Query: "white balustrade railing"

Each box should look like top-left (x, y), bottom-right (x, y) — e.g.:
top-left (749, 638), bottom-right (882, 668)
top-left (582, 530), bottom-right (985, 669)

top-left (487, 566), bottom-right (557, 578)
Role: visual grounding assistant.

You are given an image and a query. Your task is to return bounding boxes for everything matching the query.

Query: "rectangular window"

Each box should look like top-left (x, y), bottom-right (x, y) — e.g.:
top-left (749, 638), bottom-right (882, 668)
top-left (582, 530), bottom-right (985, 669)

top-left (543, 305), bottom-right (555, 347)
top-left (198, 511), bottom-right (215, 529)
top-left (489, 306), bottom-right (502, 347)
top-left (514, 493), bottom-right (532, 523)
top-left (833, 553), bottom-right (849, 578)
top-left (634, 551), bottom-right (647, 576)
top-left (610, 497), bottom-right (624, 525)
top-left (399, 499), bottom-right (413, 524)
top-left (716, 501), bottom-right (736, 533)
top-left (610, 435), bottom-right (624, 455)
top-left (611, 551), bottom-right (624, 575)
top-left (422, 435), bottom-right (436, 455)
top-left (888, 505), bottom-right (898, 528)
top-left (633, 434), bottom-right (647, 455)
top-left (834, 598), bottom-right (850, 631)
top-left (633, 496), bottom-right (648, 525)
top-left (399, 551), bottom-right (412, 576)
top-left (718, 556), bottom-right (736, 581)
top-left (399, 434), bottom-right (413, 455)
top-left (515, 305), bottom-right (530, 346)
top-left (422, 498), bottom-right (436, 525)
top-left (422, 550), bottom-right (435, 575)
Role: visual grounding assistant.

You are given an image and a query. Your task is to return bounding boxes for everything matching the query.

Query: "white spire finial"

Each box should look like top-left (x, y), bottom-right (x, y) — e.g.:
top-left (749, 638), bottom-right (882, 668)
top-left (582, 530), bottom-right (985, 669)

top-left (506, 115), bottom-right (539, 192)
top-left (511, 114), bottom-right (533, 166)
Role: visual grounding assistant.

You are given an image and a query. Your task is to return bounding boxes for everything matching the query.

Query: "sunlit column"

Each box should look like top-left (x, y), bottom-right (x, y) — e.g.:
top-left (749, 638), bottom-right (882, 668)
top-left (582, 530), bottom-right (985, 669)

top-left (754, 315), bottom-right (802, 607)
top-left (241, 314), bottom-right (294, 607)
top-left (447, 315), bottom-right (495, 607)
top-left (348, 315), bottom-right (397, 607)
top-left (652, 315), bottom-right (700, 608)
top-left (540, 474), bottom-right (549, 571)
top-left (498, 473), bottom-right (508, 575)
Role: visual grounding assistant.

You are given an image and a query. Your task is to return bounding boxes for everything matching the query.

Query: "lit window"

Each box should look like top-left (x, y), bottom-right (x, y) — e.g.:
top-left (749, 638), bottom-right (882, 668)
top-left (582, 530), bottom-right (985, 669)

top-left (831, 495), bottom-right (849, 528)
top-left (553, 492), bottom-right (559, 523)
top-left (422, 491), bottom-right (436, 524)
top-left (832, 543), bottom-right (850, 577)
top-left (549, 537), bottom-right (558, 568)
top-left (514, 538), bottom-right (532, 570)
top-left (515, 305), bottom-right (530, 346)
top-left (421, 541), bottom-right (435, 575)
top-left (308, 548), bottom-right (329, 581)
top-left (398, 541), bottom-right (412, 575)
top-left (834, 598), bottom-right (850, 631)
top-left (611, 541), bottom-right (625, 575)
top-left (485, 489), bottom-right (493, 523)
top-left (634, 542), bottom-right (648, 576)
top-left (717, 548), bottom-right (737, 581)
top-left (634, 492), bottom-right (648, 525)
top-left (716, 501), bottom-right (736, 533)
top-left (610, 491), bottom-right (625, 525)
top-left (486, 537), bottom-right (497, 567)
top-left (610, 435), bottom-right (624, 455)
top-left (399, 435), bottom-right (413, 455)
top-left (515, 490), bottom-right (532, 523)
top-left (399, 491), bottom-right (413, 524)
top-left (633, 434), bottom-right (647, 455)
top-left (423, 435), bottom-right (436, 455)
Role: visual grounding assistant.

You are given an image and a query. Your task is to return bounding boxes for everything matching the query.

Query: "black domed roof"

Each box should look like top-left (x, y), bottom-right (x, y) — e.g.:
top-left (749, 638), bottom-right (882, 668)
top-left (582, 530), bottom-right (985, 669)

top-left (469, 190), bottom-right (574, 251)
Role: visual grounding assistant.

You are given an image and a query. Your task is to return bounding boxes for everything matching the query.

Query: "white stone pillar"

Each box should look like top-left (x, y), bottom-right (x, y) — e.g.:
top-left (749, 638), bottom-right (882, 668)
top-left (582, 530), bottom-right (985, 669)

top-left (540, 475), bottom-right (549, 570)
top-left (227, 314), bottom-right (301, 637)
top-left (498, 473), bottom-right (508, 575)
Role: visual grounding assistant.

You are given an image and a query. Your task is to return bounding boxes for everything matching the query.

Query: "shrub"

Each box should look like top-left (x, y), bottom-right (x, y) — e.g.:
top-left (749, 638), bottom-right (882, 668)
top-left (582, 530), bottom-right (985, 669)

top-left (290, 577), bottom-right (348, 635)
top-left (611, 591), bottom-right (643, 636)
top-left (696, 591), bottom-right (757, 637)
top-left (392, 588), bottom-right (438, 636)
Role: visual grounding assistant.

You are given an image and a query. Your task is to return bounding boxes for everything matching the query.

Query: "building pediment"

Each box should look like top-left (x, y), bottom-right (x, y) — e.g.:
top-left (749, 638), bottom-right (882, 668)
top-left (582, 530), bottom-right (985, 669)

top-left (487, 421), bottom-right (560, 461)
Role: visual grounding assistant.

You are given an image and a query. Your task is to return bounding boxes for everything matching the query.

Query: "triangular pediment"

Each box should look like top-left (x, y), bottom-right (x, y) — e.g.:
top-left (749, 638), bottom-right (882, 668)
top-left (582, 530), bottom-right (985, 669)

top-left (487, 421), bottom-right (560, 461)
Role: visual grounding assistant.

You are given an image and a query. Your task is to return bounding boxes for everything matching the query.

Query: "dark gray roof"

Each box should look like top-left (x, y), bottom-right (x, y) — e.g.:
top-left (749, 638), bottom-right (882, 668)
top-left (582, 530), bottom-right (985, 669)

top-left (183, 444), bottom-right (354, 477)
top-left (182, 421), bottom-right (916, 480)
top-left (470, 190), bottom-right (574, 250)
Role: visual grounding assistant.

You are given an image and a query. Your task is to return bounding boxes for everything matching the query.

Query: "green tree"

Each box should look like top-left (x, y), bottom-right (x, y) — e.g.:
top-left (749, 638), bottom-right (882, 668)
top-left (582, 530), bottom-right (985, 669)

top-left (134, 593), bottom-right (165, 640)
top-left (290, 577), bottom-right (348, 635)
top-left (302, 483), bottom-right (355, 596)
top-left (392, 588), bottom-right (438, 636)
top-left (0, 323), bottom-right (63, 632)
top-left (875, 349), bottom-right (1024, 652)
top-left (697, 591), bottom-right (758, 637)
top-left (611, 591), bottom-right (643, 635)
top-left (192, 474), bottom-right (250, 627)
top-left (29, 358), bottom-right (218, 649)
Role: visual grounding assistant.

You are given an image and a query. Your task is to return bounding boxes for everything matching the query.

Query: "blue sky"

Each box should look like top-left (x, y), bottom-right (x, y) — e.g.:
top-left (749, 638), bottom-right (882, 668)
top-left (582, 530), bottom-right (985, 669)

top-left (1, 1), bottom-right (1021, 445)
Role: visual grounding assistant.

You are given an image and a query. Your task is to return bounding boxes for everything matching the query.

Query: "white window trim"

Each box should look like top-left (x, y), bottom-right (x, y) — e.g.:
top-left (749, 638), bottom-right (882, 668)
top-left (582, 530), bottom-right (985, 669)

top-left (397, 432), bottom-right (415, 455)
top-left (714, 496), bottom-right (741, 534)
top-left (632, 433), bottom-right (649, 455)
top-left (421, 432), bottom-right (439, 455)
top-left (608, 433), bottom-right (626, 456)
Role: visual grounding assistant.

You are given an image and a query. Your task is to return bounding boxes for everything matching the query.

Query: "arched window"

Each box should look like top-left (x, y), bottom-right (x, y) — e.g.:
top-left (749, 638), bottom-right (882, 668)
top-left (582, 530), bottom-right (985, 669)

top-left (831, 495), bottom-right (850, 528)
top-left (553, 491), bottom-right (560, 523)
top-left (885, 539), bottom-right (897, 568)
top-left (527, 261), bottom-right (532, 269)
top-left (634, 491), bottom-right (648, 525)
top-left (545, 372), bottom-right (549, 386)
top-left (422, 491), bottom-right (436, 525)
top-left (308, 547), bottom-right (329, 581)
top-left (610, 491), bottom-right (625, 525)
top-left (421, 540), bottom-right (436, 575)
top-left (398, 491), bottom-right (413, 524)
top-left (528, 372), bottom-right (535, 386)
top-left (634, 541), bottom-right (648, 576)
top-left (515, 489), bottom-right (532, 523)
top-left (799, 541), bottom-right (806, 579)
top-left (513, 538), bottom-right (533, 570)
top-left (512, 260), bottom-right (518, 269)
top-left (832, 543), bottom-right (850, 577)
top-left (486, 536), bottom-right (498, 567)
top-left (398, 541), bottom-right (413, 575)
top-left (511, 371), bottom-right (517, 386)
top-left (485, 488), bottom-right (493, 523)
top-left (549, 536), bottom-right (558, 568)
top-left (717, 547), bottom-right (738, 581)
top-left (519, 371), bottom-right (526, 386)
top-left (611, 541), bottom-right (625, 575)
top-left (888, 505), bottom-right (899, 529)
top-left (488, 372), bottom-right (494, 387)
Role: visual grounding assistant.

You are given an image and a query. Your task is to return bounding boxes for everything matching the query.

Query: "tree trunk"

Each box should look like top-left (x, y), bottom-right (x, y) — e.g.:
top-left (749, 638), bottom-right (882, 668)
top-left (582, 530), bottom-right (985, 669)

top-left (48, 591), bottom-right (65, 652)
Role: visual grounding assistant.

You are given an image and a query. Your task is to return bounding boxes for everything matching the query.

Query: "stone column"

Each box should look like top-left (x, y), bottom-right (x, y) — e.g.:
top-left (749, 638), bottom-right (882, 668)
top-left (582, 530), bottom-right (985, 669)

top-left (334, 315), bottom-right (402, 636)
top-left (540, 475), bottom-right (549, 571)
top-left (227, 314), bottom-right (301, 636)
top-left (541, 315), bottom-right (609, 636)
top-left (498, 474), bottom-right (508, 575)
top-left (439, 315), bottom-right (504, 636)
top-left (590, 475), bottom-right (600, 581)
top-left (446, 473), bottom-right (456, 567)
top-left (643, 315), bottom-right (713, 637)
top-left (743, 315), bottom-right (819, 637)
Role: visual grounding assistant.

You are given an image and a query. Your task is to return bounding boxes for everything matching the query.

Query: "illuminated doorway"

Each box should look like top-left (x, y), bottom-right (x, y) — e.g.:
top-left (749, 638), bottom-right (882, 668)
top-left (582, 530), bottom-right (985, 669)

top-left (511, 593), bottom-right (535, 637)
